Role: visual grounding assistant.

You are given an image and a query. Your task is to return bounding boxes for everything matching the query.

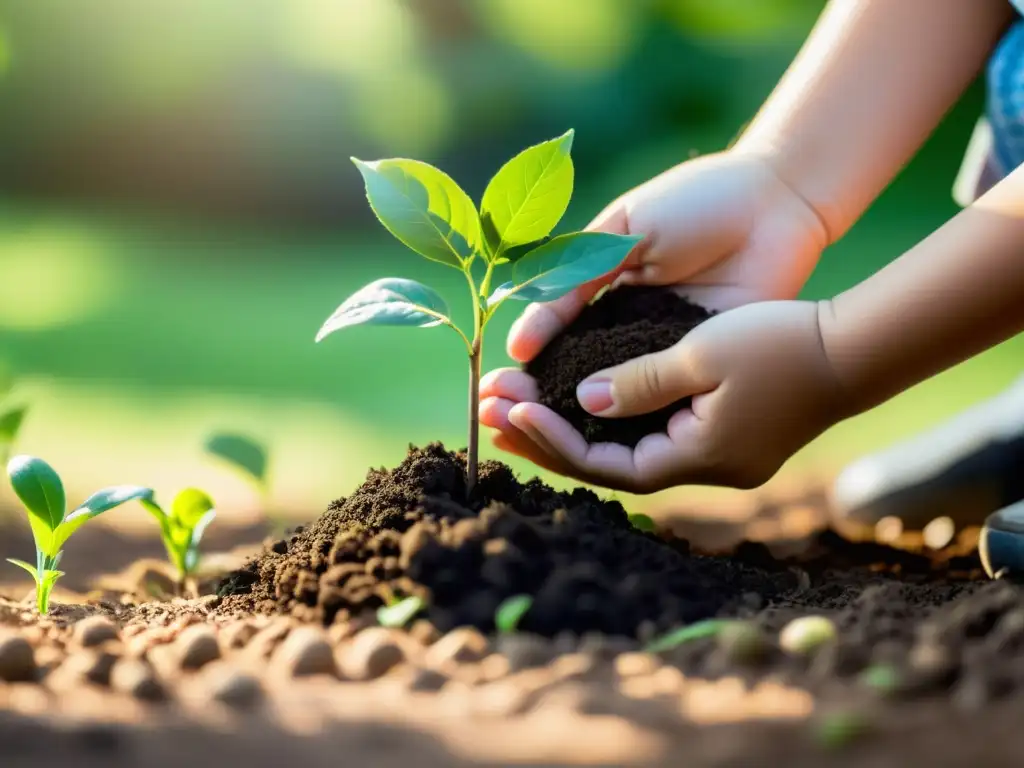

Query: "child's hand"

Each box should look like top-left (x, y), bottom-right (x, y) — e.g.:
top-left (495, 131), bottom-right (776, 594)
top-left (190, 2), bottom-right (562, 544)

top-left (507, 150), bottom-right (830, 363)
top-left (481, 301), bottom-right (853, 493)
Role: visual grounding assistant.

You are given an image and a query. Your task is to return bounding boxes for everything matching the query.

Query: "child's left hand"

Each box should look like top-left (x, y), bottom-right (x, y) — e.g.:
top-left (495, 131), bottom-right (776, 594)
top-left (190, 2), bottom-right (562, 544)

top-left (480, 300), bottom-right (855, 493)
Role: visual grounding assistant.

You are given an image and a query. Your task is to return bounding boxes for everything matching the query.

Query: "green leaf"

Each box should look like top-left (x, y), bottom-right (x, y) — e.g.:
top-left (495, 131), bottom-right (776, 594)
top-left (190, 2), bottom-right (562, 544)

top-left (316, 278), bottom-right (450, 342)
top-left (628, 513), bottom-right (656, 533)
top-left (481, 130), bottom-right (574, 255)
top-left (352, 157), bottom-right (481, 268)
top-left (205, 433), bottom-right (268, 487)
top-left (171, 488), bottom-right (214, 528)
top-left (376, 595), bottom-right (425, 628)
top-left (488, 232), bottom-right (642, 306)
top-left (495, 594), bottom-right (533, 634)
top-left (7, 455), bottom-right (65, 555)
top-left (0, 406), bottom-right (26, 444)
top-left (645, 619), bottom-right (734, 653)
top-left (184, 509), bottom-right (217, 573)
top-left (53, 485), bottom-right (154, 554)
top-left (6, 558), bottom-right (39, 582)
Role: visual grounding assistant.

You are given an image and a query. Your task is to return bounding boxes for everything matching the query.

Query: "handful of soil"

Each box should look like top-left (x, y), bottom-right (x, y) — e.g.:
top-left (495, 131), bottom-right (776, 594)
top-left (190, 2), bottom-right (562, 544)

top-left (525, 285), bottom-right (713, 447)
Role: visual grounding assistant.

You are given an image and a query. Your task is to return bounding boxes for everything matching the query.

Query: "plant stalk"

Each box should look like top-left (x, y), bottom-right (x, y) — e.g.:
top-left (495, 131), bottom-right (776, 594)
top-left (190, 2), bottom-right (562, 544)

top-left (467, 336), bottom-right (482, 496)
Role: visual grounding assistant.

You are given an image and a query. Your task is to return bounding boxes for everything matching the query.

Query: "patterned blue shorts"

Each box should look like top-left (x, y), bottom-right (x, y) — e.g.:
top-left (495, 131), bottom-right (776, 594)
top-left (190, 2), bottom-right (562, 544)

top-left (988, 19), bottom-right (1024, 177)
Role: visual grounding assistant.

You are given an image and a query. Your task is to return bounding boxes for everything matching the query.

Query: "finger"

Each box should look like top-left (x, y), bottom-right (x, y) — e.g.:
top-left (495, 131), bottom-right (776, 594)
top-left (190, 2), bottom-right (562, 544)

top-left (482, 397), bottom-right (580, 476)
top-left (508, 403), bottom-right (648, 491)
top-left (480, 368), bottom-right (539, 403)
top-left (576, 342), bottom-right (717, 419)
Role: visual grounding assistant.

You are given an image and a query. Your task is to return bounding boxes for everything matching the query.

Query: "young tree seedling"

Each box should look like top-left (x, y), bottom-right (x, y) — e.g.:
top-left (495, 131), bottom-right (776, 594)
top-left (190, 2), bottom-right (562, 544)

top-left (0, 368), bottom-right (27, 466)
top-left (644, 619), bottom-right (737, 653)
top-left (495, 594), bottom-right (533, 634)
top-left (204, 431), bottom-right (284, 533)
top-left (317, 130), bottom-right (642, 495)
top-left (628, 513), bottom-right (656, 533)
top-left (5, 455), bottom-right (154, 614)
top-left (140, 488), bottom-right (217, 592)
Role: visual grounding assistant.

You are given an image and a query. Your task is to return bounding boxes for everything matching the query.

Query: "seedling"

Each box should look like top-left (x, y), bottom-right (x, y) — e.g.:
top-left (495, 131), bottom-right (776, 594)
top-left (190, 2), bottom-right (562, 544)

top-left (204, 432), bottom-right (283, 532)
top-left (5, 455), bottom-right (153, 614)
top-left (317, 130), bottom-right (641, 494)
top-left (140, 489), bottom-right (217, 590)
top-left (628, 513), bottom-right (656, 533)
top-left (495, 594), bottom-right (533, 634)
top-left (0, 368), bottom-right (27, 466)
top-left (377, 594), bottom-right (425, 628)
top-left (645, 619), bottom-right (736, 653)
top-left (779, 615), bottom-right (837, 656)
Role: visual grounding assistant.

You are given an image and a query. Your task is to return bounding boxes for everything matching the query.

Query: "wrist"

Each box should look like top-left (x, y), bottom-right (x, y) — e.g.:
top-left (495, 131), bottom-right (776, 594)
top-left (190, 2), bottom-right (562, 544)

top-left (813, 298), bottom-right (866, 420)
top-left (730, 138), bottom-right (845, 247)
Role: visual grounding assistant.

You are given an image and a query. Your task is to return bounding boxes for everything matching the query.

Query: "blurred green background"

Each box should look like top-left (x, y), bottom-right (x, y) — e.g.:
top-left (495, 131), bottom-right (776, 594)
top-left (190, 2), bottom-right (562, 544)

top-left (1, 0), bottom-right (1021, 521)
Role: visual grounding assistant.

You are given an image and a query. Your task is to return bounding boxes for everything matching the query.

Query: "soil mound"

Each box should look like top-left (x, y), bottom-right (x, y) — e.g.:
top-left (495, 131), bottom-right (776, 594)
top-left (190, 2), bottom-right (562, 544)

top-left (525, 285), bottom-right (712, 447)
top-left (219, 444), bottom-right (792, 636)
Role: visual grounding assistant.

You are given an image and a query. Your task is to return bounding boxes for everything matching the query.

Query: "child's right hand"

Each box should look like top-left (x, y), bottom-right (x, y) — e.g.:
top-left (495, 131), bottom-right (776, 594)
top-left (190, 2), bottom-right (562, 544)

top-left (505, 149), bottom-right (831, 363)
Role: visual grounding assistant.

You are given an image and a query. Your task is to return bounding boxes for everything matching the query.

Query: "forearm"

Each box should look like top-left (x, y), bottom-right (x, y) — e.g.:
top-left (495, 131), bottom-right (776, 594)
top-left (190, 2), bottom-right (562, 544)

top-left (735, 0), bottom-right (1012, 242)
top-left (824, 163), bottom-right (1024, 412)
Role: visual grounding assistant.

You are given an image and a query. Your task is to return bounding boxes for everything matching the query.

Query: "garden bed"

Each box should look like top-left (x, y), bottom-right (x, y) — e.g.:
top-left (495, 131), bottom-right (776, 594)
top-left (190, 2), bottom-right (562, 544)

top-left (1, 443), bottom-right (1021, 767)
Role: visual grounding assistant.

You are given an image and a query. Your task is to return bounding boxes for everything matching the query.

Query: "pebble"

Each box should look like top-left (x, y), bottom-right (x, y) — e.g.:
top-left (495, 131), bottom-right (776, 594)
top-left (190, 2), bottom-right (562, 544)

top-left (497, 633), bottom-right (553, 672)
top-left (404, 666), bottom-right (449, 692)
top-left (72, 616), bottom-right (120, 648)
top-left (219, 621), bottom-right (258, 651)
top-left (200, 663), bottom-right (264, 709)
top-left (779, 616), bottom-right (837, 656)
top-left (110, 659), bottom-right (167, 702)
top-left (0, 633), bottom-right (36, 682)
top-left (52, 650), bottom-right (118, 687)
top-left (716, 622), bottom-right (767, 664)
top-left (425, 627), bottom-right (490, 667)
top-left (409, 619), bottom-right (441, 646)
top-left (271, 627), bottom-right (336, 678)
top-left (173, 626), bottom-right (220, 670)
top-left (244, 618), bottom-right (295, 659)
top-left (340, 627), bottom-right (406, 680)
top-left (614, 652), bottom-right (660, 678)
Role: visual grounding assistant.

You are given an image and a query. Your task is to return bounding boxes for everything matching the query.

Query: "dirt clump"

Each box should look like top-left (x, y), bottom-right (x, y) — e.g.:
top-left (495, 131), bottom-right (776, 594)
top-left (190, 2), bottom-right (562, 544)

top-left (219, 443), bottom-right (792, 636)
top-left (525, 285), bottom-right (713, 447)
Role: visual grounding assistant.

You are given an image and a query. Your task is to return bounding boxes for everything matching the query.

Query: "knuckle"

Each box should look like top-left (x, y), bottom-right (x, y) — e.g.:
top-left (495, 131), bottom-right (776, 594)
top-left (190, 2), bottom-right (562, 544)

top-left (636, 356), bottom-right (663, 401)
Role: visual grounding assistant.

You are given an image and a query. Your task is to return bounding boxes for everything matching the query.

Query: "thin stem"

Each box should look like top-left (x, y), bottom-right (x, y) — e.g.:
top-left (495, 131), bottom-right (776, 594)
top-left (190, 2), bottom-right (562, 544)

top-left (467, 337), bottom-right (482, 496)
top-left (479, 260), bottom-right (497, 300)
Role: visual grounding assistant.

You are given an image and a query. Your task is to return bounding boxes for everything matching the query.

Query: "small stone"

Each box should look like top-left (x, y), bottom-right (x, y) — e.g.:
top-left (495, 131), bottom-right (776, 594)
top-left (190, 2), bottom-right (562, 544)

top-left (409, 619), bottom-right (441, 646)
top-left (110, 659), bottom-right (167, 702)
top-left (272, 627), bottom-right (336, 678)
top-left (244, 618), bottom-right (294, 659)
top-left (173, 626), bottom-right (220, 670)
top-left (0, 633), bottom-right (36, 682)
top-left (614, 652), bottom-right (660, 678)
top-left (219, 621), bottom-right (258, 651)
top-left (340, 628), bottom-right (406, 680)
top-left (201, 663), bottom-right (264, 709)
top-left (779, 616), bottom-right (836, 656)
top-left (406, 667), bottom-right (449, 692)
top-left (425, 627), bottom-right (490, 667)
top-left (497, 633), bottom-right (553, 672)
top-left (72, 616), bottom-right (119, 648)
top-left (53, 650), bottom-right (118, 687)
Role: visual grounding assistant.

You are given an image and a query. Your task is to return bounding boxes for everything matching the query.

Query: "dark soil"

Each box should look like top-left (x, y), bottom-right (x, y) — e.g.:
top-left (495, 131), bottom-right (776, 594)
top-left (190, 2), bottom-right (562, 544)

top-left (525, 285), bottom-right (713, 447)
top-left (219, 443), bottom-right (794, 636)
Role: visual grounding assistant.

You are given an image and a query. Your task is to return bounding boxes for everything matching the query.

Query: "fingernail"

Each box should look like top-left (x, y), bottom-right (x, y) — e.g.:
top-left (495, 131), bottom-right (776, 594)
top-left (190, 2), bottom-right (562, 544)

top-left (577, 378), bottom-right (613, 414)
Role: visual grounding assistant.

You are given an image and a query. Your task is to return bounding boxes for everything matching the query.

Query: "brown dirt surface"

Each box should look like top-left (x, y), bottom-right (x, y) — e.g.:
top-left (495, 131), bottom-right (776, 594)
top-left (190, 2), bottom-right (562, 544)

top-left (217, 444), bottom-right (794, 635)
top-left (525, 285), bottom-right (713, 447)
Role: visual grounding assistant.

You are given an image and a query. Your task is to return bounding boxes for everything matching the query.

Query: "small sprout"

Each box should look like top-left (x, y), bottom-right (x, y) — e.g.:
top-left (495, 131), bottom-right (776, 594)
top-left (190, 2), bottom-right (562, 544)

top-left (813, 710), bottom-right (870, 750)
top-left (377, 595), bottom-right (425, 628)
top-left (628, 513), bottom-right (656, 533)
top-left (6, 455), bottom-right (153, 614)
top-left (859, 663), bottom-right (901, 696)
top-left (318, 131), bottom-right (641, 495)
top-left (0, 368), bottom-right (27, 465)
top-left (779, 616), bottom-right (837, 656)
top-left (204, 433), bottom-right (268, 490)
top-left (140, 489), bottom-right (217, 589)
top-left (495, 594), bottom-right (533, 634)
top-left (645, 619), bottom-right (735, 653)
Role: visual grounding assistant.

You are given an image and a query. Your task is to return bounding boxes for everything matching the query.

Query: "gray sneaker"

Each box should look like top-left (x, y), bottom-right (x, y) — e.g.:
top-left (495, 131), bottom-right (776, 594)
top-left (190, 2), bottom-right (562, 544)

top-left (833, 375), bottom-right (1024, 531)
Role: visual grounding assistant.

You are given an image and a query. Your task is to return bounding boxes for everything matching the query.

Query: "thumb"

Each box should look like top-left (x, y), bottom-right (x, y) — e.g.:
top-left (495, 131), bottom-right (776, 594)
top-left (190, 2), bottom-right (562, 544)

top-left (576, 343), bottom-right (715, 419)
